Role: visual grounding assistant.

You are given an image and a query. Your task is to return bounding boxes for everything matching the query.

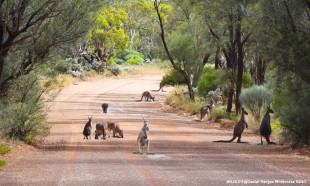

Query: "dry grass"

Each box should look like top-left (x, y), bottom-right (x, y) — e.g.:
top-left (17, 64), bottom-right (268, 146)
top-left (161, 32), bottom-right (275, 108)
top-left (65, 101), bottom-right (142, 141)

top-left (120, 64), bottom-right (168, 77)
top-left (41, 74), bottom-right (76, 91)
top-left (166, 85), bottom-right (206, 115)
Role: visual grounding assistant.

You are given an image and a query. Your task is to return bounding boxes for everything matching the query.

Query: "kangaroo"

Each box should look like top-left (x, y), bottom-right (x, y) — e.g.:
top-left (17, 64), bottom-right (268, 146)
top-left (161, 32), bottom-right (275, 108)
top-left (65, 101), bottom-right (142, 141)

top-left (140, 91), bottom-right (155, 101)
top-left (101, 103), bottom-right (108, 113)
top-left (260, 106), bottom-right (275, 145)
top-left (96, 123), bottom-right (107, 140)
top-left (83, 117), bottom-right (92, 139)
top-left (107, 121), bottom-right (124, 138)
top-left (200, 100), bottom-right (214, 121)
top-left (156, 81), bottom-right (165, 92)
top-left (214, 107), bottom-right (248, 143)
top-left (135, 116), bottom-right (150, 154)
top-left (95, 130), bottom-right (99, 139)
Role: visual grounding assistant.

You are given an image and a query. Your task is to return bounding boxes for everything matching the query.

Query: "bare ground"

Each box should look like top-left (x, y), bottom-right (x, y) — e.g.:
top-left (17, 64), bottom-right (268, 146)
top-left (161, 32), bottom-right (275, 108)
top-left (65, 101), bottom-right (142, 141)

top-left (0, 75), bottom-right (309, 186)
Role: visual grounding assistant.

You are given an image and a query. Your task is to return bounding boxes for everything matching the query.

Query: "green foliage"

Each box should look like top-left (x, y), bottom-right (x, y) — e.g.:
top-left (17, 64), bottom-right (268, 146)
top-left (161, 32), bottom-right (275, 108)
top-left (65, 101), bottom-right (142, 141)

top-left (211, 107), bottom-right (238, 121)
top-left (0, 102), bottom-right (50, 144)
top-left (0, 74), bottom-right (50, 143)
top-left (0, 144), bottom-right (11, 154)
top-left (115, 50), bottom-right (144, 65)
top-left (161, 69), bottom-right (186, 87)
top-left (90, 7), bottom-right (130, 53)
top-left (212, 108), bottom-right (228, 119)
top-left (54, 59), bottom-right (68, 74)
top-left (242, 72), bottom-right (254, 88)
top-left (239, 85), bottom-right (272, 122)
top-left (269, 71), bottom-right (310, 146)
top-left (165, 86), bottom-right (205, 115)
top-left (0, 159), bottom-right (5, 167)
top-left (271, 120), bottom-right (282, 141)
top-left (257, 1), bottom-right (310, 145)
top-left (197, 67), bottom-right (227, 97)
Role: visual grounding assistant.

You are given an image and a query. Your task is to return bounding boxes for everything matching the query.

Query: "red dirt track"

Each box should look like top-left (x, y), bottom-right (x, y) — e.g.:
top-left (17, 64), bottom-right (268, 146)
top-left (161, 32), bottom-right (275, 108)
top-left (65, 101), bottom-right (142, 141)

top-left (0, 75), bottom-right (309, 186)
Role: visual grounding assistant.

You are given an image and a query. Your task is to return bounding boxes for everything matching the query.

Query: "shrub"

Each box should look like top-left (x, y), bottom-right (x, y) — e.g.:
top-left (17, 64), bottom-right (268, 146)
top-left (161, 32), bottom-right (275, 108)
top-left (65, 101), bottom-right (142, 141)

top-left (212, 108), bottom-right (227, 119)
top-left (161, 69), bottom-right (186, 87)
top-left (0, 74), bottom-right (50, 143)
top-left (206, 88), bottom-right (223, 105)
top-left (197, 67), bottom-right (226, 97)
top-left (107, 65), bottom-right (121, 76)
top-left (165, 86), bottom-right (205, 115)
top-left (242, 72), bottom-right (254, 88)
top-left (0, 159), bottom-right (5, 167)
top-left (271, 75), bottom-right (310, 146)
top-left (240, 85), bottom-right (272, 122)
top-left (0, 102), bottom-right (50, 143)
top-left (115, 50), bottom-right (144, 65)
top-left (0, 144), bottom-right (11, 154)
top-left (54, 59), bottom-right (67, 73)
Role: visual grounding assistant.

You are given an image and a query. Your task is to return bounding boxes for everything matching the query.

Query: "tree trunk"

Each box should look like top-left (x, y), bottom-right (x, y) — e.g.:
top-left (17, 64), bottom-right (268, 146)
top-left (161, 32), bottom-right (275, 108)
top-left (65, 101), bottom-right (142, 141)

top-left (154, 2), bottom-right (195, 101)
top-left (235, 5), bottom-right (243, 115)
top-left (215, 45), bottom-right (221, 69)
top-left (0, 53), bottom-right (7, 94)
top-left (225, 11), bottom-right (236, 113)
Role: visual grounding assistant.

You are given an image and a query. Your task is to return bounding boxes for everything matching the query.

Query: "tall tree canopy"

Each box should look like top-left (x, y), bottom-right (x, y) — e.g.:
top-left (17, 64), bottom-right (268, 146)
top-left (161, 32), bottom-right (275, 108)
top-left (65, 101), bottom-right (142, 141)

top-left (0, 0), bottom-right (102, 94)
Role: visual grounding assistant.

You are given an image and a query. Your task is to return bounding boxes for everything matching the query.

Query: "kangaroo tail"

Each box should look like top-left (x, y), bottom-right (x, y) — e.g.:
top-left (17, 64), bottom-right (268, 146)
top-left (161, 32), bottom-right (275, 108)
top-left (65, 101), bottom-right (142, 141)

top-left (266, 137), bottom-right (276, 144)
top-left (213, 136), bottom-right (236, 143)
top-left (140, 95), bottom-right (143, 101)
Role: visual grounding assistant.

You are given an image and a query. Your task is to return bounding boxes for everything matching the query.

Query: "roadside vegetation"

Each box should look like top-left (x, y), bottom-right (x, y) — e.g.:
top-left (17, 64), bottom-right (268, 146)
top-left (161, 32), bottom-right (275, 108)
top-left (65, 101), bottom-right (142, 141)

top-left (0, 0), bottom-right (308, 150)
top-left (0, 144), bottom-right (11, 167)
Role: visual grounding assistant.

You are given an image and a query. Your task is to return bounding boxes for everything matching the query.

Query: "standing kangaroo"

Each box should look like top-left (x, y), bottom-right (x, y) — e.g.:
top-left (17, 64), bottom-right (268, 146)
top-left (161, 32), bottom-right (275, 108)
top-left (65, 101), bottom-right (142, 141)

top-left (83, 117), bottom-right (92, 139)
top-left (260, 106), bottom-right (275, 145)
top-left (214, 107), bottom-right (248, 143)
top-left (140, 91), bottom-right (155, 101)
top-left (135, 116), bottom-right (150, 154)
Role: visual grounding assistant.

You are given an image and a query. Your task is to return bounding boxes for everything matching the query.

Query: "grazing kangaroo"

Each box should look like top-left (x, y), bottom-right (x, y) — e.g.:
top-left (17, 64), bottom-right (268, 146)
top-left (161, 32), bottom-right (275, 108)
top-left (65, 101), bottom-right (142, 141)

top-left (96, 123), bottom-right (107, 140)
top-left (101, 103), bottom-right (108, 113)
top-left (95, 130), bottom-right (99, 139)
top-left (214, 107), bottom-right (248, 143)
top-left (135, 116), bottom-right (150, 154)
top-left (107, 121), bottom-right (124, 138)
top-left (83, 117), bottom-right (92, 139)
top-left (140, 91), bottom-right (155, 101)
top-left (260, 106), bottom-right (275, 145)
top-left (200, 100), bottom-right (214, 121)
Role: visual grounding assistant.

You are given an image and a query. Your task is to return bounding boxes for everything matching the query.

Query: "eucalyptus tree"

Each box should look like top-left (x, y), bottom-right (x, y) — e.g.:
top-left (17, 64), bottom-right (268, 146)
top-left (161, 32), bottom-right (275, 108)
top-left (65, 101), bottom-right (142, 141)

top-left (108, 0), bottom-right (158, 58)
top-left (89, 6), bottom-right (130, 60)
top-left (257, 0), bottom-right (310, 145)
top-left (154, 0), bottom-right (212, 101)
top-left (0, 0), bottom-right (103, 94)
top-left (199, 0), bottom-right (254, 114)
top-left (0, 0), bottom-right (104, 141)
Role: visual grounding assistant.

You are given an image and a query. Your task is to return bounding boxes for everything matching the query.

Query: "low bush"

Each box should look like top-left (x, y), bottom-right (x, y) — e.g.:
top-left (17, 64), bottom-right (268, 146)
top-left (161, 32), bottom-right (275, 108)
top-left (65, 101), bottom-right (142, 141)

top-left (197, 67), bottom-right (227, 97)
top-left (0, 74), bottom-right (50, 143)
top-left (160, 69), bottom-right (186, 88)
top-left (115, 50), bottom-right (144, 65)
top-left (166, 86), bottom-right (205, 115)
top-left (0, 144), bottom-right (11, 154)
top-left (240, 85), bottom-right (272, 122)
top-left (0, 159), bottom-right (5, 167)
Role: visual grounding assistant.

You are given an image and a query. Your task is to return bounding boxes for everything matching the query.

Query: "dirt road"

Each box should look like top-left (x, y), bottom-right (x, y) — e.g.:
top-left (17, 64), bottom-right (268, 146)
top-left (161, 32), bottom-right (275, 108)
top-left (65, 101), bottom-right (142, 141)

top-left (0, 75), bottom-right (309, 186)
